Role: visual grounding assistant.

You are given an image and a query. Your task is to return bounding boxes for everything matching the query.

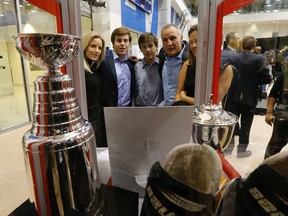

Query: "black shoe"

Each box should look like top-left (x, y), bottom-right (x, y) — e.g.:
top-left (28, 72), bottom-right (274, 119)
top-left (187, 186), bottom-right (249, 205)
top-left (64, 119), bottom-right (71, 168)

top-left (237, 150), bottom-right (252, 158)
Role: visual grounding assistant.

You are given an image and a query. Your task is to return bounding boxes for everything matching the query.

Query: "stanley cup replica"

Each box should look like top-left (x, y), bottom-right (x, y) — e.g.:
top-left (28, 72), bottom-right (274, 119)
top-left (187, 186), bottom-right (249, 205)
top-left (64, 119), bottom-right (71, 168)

top-left (14, 33), bottom-right (102, 216)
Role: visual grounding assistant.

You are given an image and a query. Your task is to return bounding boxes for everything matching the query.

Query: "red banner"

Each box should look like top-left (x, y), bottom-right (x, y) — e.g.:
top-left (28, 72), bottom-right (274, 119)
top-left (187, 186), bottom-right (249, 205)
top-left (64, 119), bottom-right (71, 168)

top-left (27, 0), bottom-right (63, 33)
top-left (220, 0), bottom-right (256, 16)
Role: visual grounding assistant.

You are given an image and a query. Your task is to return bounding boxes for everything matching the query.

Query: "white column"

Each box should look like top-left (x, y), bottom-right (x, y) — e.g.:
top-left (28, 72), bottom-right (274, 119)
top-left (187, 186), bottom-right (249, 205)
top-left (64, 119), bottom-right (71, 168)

top-left (61, 0), bottom-right (87, 119)
top-left (158, 0), bottom-right (171, 40)
top-left (195, 0), bottom-right (217, 105)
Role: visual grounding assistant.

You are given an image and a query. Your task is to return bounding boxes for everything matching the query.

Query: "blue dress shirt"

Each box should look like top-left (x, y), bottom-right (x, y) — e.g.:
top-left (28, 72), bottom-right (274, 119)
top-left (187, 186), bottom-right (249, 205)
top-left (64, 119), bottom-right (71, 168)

top-left (162, 44), bottom-right (186, 106)
top-left (134, 58), bottom-right (163, 106)
top-left (112, 51), bottom-right (131, 106)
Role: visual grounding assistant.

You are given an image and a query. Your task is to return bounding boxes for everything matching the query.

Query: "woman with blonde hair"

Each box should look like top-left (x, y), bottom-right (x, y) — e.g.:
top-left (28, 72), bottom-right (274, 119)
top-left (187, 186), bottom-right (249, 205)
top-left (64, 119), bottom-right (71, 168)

top-left (82, 31), bottom-right (107, 147)
top-left (83, 31), bottom-right (106, 71)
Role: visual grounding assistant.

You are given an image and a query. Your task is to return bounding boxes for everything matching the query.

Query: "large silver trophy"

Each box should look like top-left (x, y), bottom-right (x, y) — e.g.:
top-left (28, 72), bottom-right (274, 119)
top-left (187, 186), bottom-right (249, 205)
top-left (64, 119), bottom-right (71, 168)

top-left (14, 33), bottom-right (102, 216)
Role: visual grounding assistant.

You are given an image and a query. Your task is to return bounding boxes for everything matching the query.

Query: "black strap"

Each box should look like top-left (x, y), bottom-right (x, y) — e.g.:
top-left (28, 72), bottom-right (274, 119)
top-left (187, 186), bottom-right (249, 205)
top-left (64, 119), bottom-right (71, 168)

top-left (141, 162), bottom-right (214, 216)
top-left (237, 164), bottom-right (288, 215)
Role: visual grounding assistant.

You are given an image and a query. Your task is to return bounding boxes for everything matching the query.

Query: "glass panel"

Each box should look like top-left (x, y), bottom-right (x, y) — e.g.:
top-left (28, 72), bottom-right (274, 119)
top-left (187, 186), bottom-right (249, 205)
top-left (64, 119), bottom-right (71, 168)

top-left (0, 0), bottom-right (58, 133)
top-left (81, 15), bottom-right (92, 35)
top-left (0, 0), bottom-right (29, 131)
top-left (184, 0), bottom-right (288, 176)
top-left (20, 1), bottom-right (57, 87)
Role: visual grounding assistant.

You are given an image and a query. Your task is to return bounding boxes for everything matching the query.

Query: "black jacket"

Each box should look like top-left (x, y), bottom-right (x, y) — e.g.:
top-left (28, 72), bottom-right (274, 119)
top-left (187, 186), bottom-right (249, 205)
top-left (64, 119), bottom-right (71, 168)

top-left (99, 50), bottom-right (136, 107)
top-left (229, 51), bottom-right (271, 108)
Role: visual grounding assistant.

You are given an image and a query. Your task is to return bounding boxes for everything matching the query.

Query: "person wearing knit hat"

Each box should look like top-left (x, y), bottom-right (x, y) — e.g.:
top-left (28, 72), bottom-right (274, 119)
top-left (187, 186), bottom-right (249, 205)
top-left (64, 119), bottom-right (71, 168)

top-left (140, 143), bottom-right (222, 215)
top-left (264, 54), bottom-right (288, 159)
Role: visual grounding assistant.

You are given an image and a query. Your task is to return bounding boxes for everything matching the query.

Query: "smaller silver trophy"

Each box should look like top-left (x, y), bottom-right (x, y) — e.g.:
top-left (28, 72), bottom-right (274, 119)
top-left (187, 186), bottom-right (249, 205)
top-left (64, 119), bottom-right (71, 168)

top-left (191, 94), bottom-right (237, 151)
top-left (14, 33), bottom-right (102, 216)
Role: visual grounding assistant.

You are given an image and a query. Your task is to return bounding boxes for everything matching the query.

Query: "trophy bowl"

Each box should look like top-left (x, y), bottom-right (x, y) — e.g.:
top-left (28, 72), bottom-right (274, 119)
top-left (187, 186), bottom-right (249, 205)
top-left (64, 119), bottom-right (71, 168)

top-left (191, 95), bottom-right (238, 151)
top-left (13, 33), bottom-right (81, 71)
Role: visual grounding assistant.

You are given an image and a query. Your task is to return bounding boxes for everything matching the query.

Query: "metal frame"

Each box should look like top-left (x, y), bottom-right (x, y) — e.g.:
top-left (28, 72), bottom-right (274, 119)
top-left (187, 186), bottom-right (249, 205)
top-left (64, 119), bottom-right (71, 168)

top-left (194, 0), bottom-right (217, 105)
top-left (61, 0), bottom-right (88, 119)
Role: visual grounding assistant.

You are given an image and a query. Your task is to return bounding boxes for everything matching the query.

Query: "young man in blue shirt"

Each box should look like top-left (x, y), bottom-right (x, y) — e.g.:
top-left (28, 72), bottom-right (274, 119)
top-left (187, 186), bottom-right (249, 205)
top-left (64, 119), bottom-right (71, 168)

top-left (134, 32), bottom-right (163, 106)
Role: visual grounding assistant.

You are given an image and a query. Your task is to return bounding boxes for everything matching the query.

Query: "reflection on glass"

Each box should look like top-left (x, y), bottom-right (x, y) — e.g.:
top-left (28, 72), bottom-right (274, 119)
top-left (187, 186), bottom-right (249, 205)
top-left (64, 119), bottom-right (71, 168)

top-left (0, 0), bottom-right (30, 131)
top-left (0, 1), bottom-right (57, 132)
top-left (185, 0), bottom-right (288, 16)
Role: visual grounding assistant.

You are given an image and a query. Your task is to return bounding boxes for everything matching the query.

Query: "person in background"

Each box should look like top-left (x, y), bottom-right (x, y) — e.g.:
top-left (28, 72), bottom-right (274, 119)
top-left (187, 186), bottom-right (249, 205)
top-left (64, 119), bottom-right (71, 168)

top-left (134, 32), bottom-right (163, 106)
top-left (272, 47), bottom-right (287, 79)
top-left (264, 55), bottom-right (288, 159)
top-left (221, 31), bottom-right (241, 102)
top-left (253, 45), bottom-right (269, 103)
top-left (158, 23), bottom-right (189, 106)
top-left (225, 36), bottom-right (271, 158)
top-left (82, 31), bottom-right (107, 147)
top-left (217, 32), bottom-right (242, 104)
top-left (100, 27), bottom-right (136, 107)
top-left (260, 50), bottom-right (274, 99)
top-left (223, 32), bottom-right (241, 54)
top-left (253, 45), bottom-right (262, 54)
top-left (221, 32), bottom-right (241, 155)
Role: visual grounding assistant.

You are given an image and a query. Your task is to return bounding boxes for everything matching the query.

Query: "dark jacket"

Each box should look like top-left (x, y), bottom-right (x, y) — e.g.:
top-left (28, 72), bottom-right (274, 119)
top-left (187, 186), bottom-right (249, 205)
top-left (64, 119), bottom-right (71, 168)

top-left (85, 61), bottom-right (107, 147)
top-left (99, 50), bottom-right (136, 107)
top-left (221, 49), bottom-right (237, 67)
top-left (231, 51), bottom-right (271, 107)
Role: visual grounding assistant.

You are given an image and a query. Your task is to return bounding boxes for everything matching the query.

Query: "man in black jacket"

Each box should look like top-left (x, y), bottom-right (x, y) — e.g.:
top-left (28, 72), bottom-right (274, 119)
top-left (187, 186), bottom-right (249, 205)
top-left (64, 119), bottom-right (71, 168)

top-left (100, 27), bottom-right (136, 107)
top-left (264, 55), bottom-right (288, 159)
top-left (223, 31), bottom-right (240, 53)
top-left (221, 32), bottom-right (241, 155)
top-left (225, 36), bottom-right (271, 158)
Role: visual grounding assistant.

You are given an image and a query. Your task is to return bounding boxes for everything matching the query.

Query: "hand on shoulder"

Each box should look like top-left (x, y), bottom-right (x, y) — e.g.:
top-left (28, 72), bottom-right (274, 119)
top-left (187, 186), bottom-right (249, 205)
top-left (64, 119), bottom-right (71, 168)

top-left (128, 55), bottom-right (139, 64)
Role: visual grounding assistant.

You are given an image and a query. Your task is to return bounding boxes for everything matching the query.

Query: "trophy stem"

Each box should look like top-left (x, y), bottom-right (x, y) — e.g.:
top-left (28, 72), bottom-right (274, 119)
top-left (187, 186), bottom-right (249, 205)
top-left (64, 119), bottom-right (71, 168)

top-left (47, 66), bottom-right (63, 76)
top-left (31, 72), bottom-right (85, 136)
